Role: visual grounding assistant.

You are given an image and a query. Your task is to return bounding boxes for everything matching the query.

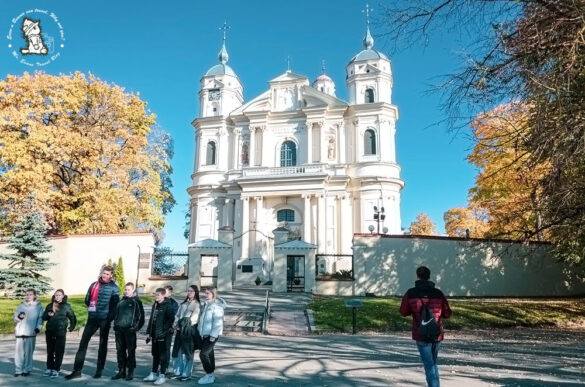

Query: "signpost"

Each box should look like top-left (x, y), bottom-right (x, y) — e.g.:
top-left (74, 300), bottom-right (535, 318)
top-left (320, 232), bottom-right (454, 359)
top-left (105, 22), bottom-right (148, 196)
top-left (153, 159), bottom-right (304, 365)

top-left (344, 299), bottom-right (363, 334)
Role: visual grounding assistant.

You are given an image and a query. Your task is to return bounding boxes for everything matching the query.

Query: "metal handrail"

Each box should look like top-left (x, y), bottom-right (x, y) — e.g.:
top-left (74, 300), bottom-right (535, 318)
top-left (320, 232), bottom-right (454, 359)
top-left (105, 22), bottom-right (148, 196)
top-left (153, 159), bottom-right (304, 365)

top-left (262, 290), bottom-right (270, 335)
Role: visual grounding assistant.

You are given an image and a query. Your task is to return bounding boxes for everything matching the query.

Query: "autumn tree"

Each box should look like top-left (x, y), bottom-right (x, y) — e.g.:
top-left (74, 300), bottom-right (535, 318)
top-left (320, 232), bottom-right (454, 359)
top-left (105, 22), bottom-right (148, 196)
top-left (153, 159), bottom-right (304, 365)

top-left (443, 207), bottom-right (488, 238)
top-left (383, 1), bottom-right (585, 272)
top-left (467, 103), bottom-right (549, 241)
top-left (0, 72), bottom-right (174, 236)
top-left (408, 213), bottom-right (436, 235)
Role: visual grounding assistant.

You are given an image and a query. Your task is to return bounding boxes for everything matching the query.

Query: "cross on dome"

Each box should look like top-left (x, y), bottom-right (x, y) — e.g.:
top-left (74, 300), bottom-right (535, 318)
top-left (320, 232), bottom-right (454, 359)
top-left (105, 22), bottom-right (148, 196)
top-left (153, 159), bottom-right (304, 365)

top-left (218, 21), bottom-right (230, 64)
top-left (361, 3), bottom-right (374, 50)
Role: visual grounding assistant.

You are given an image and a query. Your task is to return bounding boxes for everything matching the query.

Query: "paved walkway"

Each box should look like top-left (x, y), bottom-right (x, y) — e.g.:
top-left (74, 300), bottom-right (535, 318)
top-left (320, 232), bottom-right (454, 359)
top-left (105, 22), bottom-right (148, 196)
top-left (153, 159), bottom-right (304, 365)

top-left (1, 328), bottom-right (584, 386)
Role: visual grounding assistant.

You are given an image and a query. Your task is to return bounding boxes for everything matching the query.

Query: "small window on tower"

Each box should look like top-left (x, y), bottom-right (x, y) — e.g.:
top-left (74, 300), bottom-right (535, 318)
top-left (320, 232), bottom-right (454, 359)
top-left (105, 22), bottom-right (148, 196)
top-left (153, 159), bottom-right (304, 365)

top-left (365, 88), bottom-right (375, 103)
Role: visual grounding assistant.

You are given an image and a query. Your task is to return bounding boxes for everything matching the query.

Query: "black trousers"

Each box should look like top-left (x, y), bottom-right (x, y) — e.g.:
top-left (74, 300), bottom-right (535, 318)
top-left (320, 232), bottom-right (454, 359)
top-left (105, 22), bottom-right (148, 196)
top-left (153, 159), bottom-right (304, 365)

top-left (199, 337), bottom-right (217, 374)
top-left (114, 329), bottom-right (137, 370)
top-left (73, 318), bottom-right (110, 372)
top-left (151, 336), bottom-right (171, 374)
top-left (46, 333), bottom-right (66, 371)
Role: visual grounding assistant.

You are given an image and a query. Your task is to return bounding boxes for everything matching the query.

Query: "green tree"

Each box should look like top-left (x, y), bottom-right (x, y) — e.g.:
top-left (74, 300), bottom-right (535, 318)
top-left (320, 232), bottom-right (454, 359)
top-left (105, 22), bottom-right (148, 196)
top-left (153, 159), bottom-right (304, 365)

top-left (0, 197), bottom-right (53, 297)
top-left (114, 257), bottom-right (125, 294)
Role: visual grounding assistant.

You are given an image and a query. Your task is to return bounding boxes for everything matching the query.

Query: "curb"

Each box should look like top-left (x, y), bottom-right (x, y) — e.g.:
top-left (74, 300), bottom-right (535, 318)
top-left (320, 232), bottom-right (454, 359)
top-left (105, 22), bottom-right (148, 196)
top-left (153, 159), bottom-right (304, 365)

top-left (306, 309), bottom-right (316, 333)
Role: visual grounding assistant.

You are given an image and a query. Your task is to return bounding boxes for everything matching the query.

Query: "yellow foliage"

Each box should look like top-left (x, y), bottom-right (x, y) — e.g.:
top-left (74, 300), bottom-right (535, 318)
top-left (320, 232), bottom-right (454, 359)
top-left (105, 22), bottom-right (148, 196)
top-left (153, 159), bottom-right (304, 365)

top-left (0, 72), bottom-right (171, 235)
top-left (408, 213), bottom-right (436, 236)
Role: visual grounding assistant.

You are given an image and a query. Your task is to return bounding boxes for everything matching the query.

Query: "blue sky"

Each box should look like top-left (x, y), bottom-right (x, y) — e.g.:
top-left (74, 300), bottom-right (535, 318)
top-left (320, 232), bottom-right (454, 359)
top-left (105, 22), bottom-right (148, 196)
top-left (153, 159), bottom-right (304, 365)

top-left (1, 1), bottom-right (477, 250)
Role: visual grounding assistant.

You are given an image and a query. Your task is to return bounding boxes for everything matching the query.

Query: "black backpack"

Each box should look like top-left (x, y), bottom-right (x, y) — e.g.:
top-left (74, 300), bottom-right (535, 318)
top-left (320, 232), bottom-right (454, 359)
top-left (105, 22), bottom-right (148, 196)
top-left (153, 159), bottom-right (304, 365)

top-left (418, 300), bottom-right (440, 343)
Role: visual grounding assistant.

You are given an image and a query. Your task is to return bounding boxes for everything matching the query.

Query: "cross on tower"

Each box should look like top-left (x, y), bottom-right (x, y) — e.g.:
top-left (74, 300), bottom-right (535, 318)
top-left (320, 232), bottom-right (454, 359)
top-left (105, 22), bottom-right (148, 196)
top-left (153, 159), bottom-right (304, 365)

top-left (321, 60), bottom-right (326, 74)
top-left (220, 21), bottom-right (230, 42)
top-left (362, 3), bottom-right (372, 26)
top-left (287, 55), bottom-right (291, 71)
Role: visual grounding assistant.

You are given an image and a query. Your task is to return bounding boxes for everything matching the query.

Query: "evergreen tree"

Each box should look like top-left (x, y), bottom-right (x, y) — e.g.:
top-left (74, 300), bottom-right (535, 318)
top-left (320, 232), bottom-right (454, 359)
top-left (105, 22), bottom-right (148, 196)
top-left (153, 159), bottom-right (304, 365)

top-left (0, 199), bottom-right (53, 297)
top-left (114, 256), bottom-right (125, 294)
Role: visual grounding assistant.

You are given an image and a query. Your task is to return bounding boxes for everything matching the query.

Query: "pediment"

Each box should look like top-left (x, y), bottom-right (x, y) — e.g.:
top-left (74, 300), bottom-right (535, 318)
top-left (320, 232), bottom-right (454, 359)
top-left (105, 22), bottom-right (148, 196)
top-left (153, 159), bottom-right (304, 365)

top-left (269, 71), bottom-right (309, 84)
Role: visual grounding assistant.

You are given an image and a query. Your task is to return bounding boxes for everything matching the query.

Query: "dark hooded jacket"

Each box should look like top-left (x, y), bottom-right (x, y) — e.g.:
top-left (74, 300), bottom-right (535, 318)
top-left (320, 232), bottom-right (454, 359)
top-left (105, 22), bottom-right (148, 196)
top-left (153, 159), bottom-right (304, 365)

top-left (114, 295), bottom-right (145, 332)
top-left (43, 296), bottom-right (77, 336)
top-left (399, 280), bottom-right (452, 341)
top-left (146, 298), bottom-right (175, 340)
top-left (84, 279), bottom-right (120, 321)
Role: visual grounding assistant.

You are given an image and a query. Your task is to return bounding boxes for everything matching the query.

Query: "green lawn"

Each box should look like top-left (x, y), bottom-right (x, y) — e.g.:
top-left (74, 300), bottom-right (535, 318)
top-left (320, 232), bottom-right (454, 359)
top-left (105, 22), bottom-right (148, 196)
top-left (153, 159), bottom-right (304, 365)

top-left (308, 296), bottom-right (585, 333)
top-left (0, 295), bottom-right (154, 334)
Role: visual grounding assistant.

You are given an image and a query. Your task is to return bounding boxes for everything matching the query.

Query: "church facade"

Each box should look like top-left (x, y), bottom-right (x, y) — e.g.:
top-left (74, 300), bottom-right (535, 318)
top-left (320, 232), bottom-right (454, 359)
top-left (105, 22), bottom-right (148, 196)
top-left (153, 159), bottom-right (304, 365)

top-left (188, 25), bottom-right (404, 285)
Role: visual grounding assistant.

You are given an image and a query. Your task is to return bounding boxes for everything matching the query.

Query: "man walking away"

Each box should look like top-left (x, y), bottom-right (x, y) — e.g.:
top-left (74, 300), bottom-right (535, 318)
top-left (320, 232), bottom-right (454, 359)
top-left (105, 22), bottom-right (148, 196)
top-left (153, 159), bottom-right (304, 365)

top-left (65, 265), bottom-right (120, 380)
top-left (399, 266), bottom-right (452, 387)
top-left (112, 282), bottom-right (145, 381)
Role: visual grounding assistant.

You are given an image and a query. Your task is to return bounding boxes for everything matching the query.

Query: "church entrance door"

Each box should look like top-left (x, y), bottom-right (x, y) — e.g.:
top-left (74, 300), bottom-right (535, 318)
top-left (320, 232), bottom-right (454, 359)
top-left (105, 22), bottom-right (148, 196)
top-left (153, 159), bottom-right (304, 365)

top-left (286, 255), bottom-right (305, 292)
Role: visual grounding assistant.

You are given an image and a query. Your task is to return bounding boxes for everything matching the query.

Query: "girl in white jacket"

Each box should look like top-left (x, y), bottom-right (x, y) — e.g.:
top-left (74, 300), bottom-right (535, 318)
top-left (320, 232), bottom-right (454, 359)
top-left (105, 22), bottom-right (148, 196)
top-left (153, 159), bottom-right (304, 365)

top-left (13, 289), bottom-right (44, 377)
top-left (172, 285), bottom-right (201, 380)
top-left (197, 287), bottom-right (226, 385)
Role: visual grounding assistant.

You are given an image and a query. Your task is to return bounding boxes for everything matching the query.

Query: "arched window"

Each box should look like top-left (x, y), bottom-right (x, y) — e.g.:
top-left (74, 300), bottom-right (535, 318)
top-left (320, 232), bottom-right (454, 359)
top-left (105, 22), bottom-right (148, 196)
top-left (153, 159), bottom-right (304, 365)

top-left (364, 129), bottom-right (376, 155)
top-left (280, 140), bottom-right (297, 167)
top-left (365, 88), bottom-right (375, 103)
top-left (206, 141), bottom-right (216, 165)
top-left (277, 209), bottom-right (295, 222)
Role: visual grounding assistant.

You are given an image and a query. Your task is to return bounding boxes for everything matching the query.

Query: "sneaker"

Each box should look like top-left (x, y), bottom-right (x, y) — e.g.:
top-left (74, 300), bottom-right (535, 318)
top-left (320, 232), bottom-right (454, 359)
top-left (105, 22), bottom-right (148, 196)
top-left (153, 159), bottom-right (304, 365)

top-left (22, 372), bottom-right (30, 377)
top-left (153, 374), bottom-right (166, 385)
top-left (51, 370), bottom-right (59, 378)
top-left (44, 369), bottom-right (53, 377)
top-left (170, 373), bottom-right (181, 380)
top-left (198, 373), bottom-right (215, 385)
top-left (143, 372), bottom-right (158, 382)
top-left (179, 375), bottom-right (192, 381)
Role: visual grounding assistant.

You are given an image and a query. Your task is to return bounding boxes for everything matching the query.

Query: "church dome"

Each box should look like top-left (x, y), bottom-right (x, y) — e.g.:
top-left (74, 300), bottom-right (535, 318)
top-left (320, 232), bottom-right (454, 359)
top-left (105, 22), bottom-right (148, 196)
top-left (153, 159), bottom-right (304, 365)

top-left (312, 71), bottom-right (336, 96)
top-left (205, 63), bottom-right (237, 77)
top-left (204, 38), bottom-right (238, 78)
top-left (348, 25), bottom-right (388, 64)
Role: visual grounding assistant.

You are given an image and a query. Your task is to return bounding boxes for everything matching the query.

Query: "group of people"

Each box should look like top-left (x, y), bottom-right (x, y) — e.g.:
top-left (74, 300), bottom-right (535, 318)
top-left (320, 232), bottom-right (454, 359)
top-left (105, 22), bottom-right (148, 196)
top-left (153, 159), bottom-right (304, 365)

top-left (12, 265), bottom-right (226, 385)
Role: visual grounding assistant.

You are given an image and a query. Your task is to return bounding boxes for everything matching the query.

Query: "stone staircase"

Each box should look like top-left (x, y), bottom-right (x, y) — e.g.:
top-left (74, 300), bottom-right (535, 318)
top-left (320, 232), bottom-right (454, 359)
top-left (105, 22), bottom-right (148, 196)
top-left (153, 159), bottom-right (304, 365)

top-left (224, 309), bottom-right (264, 333)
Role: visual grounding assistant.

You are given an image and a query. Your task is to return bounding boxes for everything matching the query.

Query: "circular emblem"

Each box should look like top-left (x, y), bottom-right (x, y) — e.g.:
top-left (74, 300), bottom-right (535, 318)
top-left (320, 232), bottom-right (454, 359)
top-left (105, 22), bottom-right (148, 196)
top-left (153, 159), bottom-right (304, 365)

top-left (6, 9), bottom-right (65, 67)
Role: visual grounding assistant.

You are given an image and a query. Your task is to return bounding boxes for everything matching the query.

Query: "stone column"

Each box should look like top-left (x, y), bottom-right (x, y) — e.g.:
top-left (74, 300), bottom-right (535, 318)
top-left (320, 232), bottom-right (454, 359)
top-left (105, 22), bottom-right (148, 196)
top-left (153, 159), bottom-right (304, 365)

top-left (241, 196), bottom-right (250, 259)
top-left (189, 200), bottom-right (198, 244)
top-left (306, 123), bottom-right (313, 164)
top-left (249, 127), bottom-right (256, 167)
top-left (225, 198), bottom-right (235, 229)
top-left (337, 121), bottom-right (345, 164)
top-left (217, 198), bottom-right (225, 230)
top-left (317, 193), bottom-right (326, 253)
top-left (303, 194), bottom-right (311, 242)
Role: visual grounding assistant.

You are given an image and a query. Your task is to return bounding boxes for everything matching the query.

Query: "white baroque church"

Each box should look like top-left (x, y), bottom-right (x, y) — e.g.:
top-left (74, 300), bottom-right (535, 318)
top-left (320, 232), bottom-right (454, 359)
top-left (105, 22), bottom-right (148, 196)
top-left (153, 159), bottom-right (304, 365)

top-left (188, 22), bottom-right (404, 283)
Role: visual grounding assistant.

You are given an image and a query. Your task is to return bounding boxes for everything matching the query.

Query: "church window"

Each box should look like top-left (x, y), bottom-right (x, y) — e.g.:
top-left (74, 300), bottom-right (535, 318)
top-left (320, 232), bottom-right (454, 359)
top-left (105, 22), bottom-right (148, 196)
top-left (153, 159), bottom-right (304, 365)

top-left (280, 140), bottom-right (297, 167)
top-left (364, 129), bottom-right (376, 155)
top-left (365, 88), bottom-right (375, 103)
top-left (206, 141), bottom-right (217, 165)
top-left (277, 209), bottom-right (295, 222)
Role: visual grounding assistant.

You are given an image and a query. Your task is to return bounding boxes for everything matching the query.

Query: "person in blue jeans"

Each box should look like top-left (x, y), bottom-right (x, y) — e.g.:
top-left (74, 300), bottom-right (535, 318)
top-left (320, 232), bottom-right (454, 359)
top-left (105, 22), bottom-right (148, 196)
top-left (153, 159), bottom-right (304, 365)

top-left (399, 266), bottom-right (452, 387)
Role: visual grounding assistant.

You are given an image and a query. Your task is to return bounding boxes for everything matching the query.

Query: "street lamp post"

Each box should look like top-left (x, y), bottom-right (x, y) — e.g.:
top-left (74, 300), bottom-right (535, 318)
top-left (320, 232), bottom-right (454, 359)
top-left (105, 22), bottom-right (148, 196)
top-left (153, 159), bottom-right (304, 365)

top-left (373, 206), bottom-right (385, 235)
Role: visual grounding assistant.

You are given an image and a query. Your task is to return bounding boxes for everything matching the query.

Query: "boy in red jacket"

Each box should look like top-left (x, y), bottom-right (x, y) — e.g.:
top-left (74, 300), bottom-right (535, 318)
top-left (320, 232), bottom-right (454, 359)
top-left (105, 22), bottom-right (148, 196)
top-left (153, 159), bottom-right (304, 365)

top-left (400, 266), bottom-right (452, 387)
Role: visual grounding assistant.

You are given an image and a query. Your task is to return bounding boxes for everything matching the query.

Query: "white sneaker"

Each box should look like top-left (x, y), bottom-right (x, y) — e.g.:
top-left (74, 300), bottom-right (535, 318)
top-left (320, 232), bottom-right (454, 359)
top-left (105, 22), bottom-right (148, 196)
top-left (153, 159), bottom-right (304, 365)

top-left (143, 372), bottom-right (158, 382)
top-left (51, 370), bottom-right (59, 378)
top-left (198, 373), bottom-right (215, 384)
top-left (44, 369), bottom-right (52, 377)
top-left (153, 374), bottom-right (166, 385)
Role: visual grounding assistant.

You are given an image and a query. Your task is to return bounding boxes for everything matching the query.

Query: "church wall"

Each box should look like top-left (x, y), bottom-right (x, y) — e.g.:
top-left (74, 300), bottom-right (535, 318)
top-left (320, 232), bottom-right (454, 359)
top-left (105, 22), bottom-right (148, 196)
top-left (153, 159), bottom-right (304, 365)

top-left (0, 233), bottom-right (155, 295)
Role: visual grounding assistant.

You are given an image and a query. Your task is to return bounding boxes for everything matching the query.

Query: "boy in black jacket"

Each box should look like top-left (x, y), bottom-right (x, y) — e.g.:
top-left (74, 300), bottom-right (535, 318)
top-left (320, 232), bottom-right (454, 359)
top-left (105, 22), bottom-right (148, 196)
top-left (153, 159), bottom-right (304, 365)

top-left (112, 282), bottom-right (145, 381)
top-left (143, 287), bottom-right (175, 385)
